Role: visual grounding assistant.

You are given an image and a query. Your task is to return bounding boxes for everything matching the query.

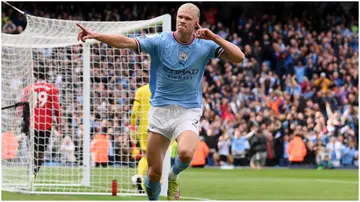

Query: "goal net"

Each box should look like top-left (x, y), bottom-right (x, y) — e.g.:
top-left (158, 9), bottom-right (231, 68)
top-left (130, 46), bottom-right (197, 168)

top-left (1, 13), bottom-right (171, 196)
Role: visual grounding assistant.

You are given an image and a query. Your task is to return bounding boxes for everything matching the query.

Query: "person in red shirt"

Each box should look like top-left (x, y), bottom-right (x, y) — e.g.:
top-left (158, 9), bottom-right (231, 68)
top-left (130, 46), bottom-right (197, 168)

top-left (21, 67), bottom-right (61, 178)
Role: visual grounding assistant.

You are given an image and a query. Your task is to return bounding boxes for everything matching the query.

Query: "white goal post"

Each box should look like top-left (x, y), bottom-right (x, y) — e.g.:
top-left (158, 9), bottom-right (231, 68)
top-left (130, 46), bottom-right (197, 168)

top-left (1, 13), bottom-right (171, 196)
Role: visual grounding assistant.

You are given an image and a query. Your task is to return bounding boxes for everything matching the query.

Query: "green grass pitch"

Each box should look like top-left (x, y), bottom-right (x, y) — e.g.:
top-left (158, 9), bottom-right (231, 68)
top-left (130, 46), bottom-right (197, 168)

top-left (2, 167), bottom-right (358, 200)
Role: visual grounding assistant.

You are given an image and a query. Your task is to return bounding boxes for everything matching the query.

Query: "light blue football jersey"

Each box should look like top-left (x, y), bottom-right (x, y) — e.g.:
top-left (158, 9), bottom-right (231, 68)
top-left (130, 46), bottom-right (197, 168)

top-left (135, 32), bottom-right (224, 108)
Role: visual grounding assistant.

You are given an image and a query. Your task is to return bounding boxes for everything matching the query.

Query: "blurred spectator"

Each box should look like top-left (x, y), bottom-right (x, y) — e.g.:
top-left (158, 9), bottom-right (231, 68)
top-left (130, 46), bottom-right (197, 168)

top-left (1, 131), bottom-right (19, 161)
top-left (190, 136), bottom-right (209, 168)
top-left (319, 154), bottom-right (335, 169)
top-left (341, 139), bottom-right (357, 168)
top-left (60, 136), bottom-right (76, 164)
top-left (247, 126), bottom-right (268, 169)
top-left (214, 132), bottom-right (233, 166)
top-left (279, 134), bottom-right (290, 167)
top-left (202, 127), bottom-right (221, 166)
top-left (326, 136), bottom-right (343, 167)
top-left (314, 73), bottom-right (331, 93)
top-left (231, 129), bottom-right (250, 166)
top-left (314, 139), bottom-right (327, 166)
top-left (303, 140), bottom-right (317, 167)
top-left (115, 134), bottom-right (131, 165)
top-left (287, 133), bottom-right (307, 166)
top-left (2, 19), bottom-right (16, 33)
top-left (107, 129), bottom-right (115, 166)
top-left (91, 128), bottom-right (110, 167)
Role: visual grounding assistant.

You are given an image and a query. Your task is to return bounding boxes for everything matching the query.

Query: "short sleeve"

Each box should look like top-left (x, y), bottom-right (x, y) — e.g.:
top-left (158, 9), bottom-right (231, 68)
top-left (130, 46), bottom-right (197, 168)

top-left (208, 41), bottom-right (224, 59)
top-left (134, 34), bottom-right (161, 55)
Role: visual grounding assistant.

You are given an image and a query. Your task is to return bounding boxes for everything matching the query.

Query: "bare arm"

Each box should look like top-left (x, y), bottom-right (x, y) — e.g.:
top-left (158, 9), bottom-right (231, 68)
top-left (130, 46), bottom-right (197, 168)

top-left (244, 131), bottom-right (255, 139)
top-left (195, 22), bottom-right (245, 63)
top-left (94, 33), bottom-right (137, 50)
top-left (325, 102), bottom-right (333, 120)
top-left (77, 24), bottom-right (137, 50)
top-left (341, 107), bottom-right (350, 125)
top-left (213, 35), bottom-right (245, 63)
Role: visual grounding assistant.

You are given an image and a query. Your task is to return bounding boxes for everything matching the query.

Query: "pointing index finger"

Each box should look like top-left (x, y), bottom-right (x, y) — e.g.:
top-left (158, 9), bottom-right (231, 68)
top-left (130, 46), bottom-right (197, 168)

top-left (76, 23), bottom-right (87, 32)
top-left (196, 21), bottom-right (202, 29)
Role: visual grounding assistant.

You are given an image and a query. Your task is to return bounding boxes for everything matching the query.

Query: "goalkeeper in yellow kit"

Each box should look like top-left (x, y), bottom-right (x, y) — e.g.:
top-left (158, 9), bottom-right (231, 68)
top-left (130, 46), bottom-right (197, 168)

top-left (130, 83), bottom-right (179, 193)
top-left (130, 83), bottom-right (151, 193)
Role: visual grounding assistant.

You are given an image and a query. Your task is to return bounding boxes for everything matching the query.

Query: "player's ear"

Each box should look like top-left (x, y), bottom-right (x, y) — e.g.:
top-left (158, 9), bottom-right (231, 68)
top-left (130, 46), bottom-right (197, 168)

top-left (195, 20), bottom-right (202, 30)
top-left (195, 20), bottom-right (199, 30)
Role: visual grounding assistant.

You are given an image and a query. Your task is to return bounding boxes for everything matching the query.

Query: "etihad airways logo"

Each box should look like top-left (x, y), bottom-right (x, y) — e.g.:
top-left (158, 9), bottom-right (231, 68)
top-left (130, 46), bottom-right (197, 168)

top-left (163, 67), bottom-right (199, 75)
top-left (163, 66), bottom-right (200, 81)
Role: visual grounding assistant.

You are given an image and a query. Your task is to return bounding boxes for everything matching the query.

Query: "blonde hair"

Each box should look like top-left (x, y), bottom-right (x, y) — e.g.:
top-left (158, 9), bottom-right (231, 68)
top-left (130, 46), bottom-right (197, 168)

top-left (178, 3), bottom-right (200, 19)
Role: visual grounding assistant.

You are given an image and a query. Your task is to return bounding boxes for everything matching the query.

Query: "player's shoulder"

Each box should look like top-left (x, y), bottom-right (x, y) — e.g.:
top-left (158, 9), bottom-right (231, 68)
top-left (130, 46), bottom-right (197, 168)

top-left (157, 31), bottom-right (172, 38)
top-left (156, 31), bottom-right (172, 42)
top-left (40, 82), bottom-right (59, 93)
top-left (140, 31), bottom-right (170, 40)
top-left (23, 84), bottom-right (33, 91)
top-left (157, 32), bottom-right (174, 42)
top-left (22, 84), bottom-right (33, 94)
top-left (138, 84), bottom-right (150, 92)
top-left (44, 82), bottom-right (58, 90)
top-left (140, 83), bottom-right (150, 89)
top-left (196, 38), bottom-right (217, 48)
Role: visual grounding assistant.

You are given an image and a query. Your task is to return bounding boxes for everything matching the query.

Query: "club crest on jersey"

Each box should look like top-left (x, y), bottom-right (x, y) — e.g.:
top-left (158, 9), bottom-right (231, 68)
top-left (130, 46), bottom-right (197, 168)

top-left (179, 52), bottom-right (188, 61)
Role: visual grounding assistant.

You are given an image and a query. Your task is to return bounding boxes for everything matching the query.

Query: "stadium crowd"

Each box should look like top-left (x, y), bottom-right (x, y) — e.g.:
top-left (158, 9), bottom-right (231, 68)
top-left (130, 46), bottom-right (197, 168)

top-left (2, 2), bottom-right (358, 169)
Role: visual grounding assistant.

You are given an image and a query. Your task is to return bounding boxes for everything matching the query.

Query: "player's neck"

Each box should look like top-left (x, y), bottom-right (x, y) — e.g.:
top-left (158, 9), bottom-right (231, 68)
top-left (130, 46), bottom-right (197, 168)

top-left (174, 31), bottom-right (194, 44)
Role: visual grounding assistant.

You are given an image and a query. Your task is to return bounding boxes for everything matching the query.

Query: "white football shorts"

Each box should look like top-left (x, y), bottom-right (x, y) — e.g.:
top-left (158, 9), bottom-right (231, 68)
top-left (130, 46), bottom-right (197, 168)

top-left (147, 104), bottom-right (202, 140)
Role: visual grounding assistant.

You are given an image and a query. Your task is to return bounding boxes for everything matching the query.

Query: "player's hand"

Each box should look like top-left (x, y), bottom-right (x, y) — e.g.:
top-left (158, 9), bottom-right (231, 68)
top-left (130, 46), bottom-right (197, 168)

top-left (77, 24), bottom-right (97, 43)
top-left (195, 21), bottom-right (216, 40)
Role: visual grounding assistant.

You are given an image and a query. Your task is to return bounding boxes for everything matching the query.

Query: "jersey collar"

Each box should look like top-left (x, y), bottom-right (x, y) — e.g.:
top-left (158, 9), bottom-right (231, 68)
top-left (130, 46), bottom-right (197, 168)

top-left (172, 32), bottom-right (195, 45)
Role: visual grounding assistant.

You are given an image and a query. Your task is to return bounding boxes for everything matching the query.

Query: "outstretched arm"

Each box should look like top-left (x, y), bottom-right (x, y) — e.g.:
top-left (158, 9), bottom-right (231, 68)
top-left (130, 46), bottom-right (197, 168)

top-left (77, 24), bottom-right (137, 50)
top-left (196, 22), bottom-right (245, 63)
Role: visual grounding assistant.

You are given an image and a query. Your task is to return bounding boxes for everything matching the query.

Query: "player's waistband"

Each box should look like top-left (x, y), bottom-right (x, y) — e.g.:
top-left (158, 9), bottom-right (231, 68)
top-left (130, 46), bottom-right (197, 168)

top-left (150, 101), bottom-right (202, 109)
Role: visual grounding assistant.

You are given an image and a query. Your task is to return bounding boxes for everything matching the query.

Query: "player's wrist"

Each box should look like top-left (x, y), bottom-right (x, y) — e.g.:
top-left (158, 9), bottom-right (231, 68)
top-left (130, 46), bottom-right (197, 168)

top-left (93, 32), bottom-right (101, 40)
top-left (211, 34), bottom-right (222, 43)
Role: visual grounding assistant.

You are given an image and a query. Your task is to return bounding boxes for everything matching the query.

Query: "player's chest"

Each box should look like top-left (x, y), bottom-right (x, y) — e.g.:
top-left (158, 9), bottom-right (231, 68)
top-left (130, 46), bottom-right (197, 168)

top-left (159, 43), bottom-right (207, 69)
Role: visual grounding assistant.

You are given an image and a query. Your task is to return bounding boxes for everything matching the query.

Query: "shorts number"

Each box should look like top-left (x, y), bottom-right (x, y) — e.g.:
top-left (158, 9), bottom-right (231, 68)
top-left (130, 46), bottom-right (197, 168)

top-left (33, 92), bottom-right (48, 108)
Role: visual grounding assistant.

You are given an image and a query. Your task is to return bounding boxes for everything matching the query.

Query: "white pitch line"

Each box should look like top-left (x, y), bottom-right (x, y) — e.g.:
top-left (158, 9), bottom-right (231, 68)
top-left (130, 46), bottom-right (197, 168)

top-left (314, 179), bottom-right (358, 184)
top-left (181, 196), bottom-right (214, 201)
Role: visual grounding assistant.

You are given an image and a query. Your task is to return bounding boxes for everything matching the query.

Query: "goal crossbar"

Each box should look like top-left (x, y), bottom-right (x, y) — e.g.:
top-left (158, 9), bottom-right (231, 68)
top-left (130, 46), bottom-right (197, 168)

top-left (2, 14), bottom-right (171, 48)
